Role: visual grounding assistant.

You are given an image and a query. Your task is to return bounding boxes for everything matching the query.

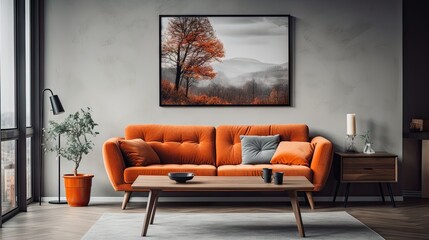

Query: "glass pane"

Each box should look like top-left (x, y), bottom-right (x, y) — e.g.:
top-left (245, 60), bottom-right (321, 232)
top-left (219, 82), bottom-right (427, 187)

top-left (1, 140), bottom-right (17, 214)
top-left (25, 0), bottom-right (31, 127)
top-left (26, 138), bottom-right (32, 199)
top-left (0, 0), bottom-right (17, 129)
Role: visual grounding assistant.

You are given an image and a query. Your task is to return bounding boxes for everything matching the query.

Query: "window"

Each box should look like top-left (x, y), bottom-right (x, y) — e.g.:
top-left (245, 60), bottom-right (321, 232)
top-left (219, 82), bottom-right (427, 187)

top-left (1, 141), bottom-right (17, 214)
top-left (1, 0), bottom-right (38, 223)
top-left (1, 0), bottom-right (18, 217)
top-left (0, 0), bottom-right (16, 129)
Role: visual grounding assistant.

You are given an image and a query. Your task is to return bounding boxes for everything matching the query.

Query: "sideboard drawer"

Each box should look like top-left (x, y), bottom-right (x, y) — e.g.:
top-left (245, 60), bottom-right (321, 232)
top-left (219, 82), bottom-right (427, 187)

top-left (342, 157), bottom-right (397, 182)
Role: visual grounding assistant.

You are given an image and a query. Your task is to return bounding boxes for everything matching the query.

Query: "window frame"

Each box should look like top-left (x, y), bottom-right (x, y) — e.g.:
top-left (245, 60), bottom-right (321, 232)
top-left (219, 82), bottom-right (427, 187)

top-left (0, 0), bottom-right (41, 225)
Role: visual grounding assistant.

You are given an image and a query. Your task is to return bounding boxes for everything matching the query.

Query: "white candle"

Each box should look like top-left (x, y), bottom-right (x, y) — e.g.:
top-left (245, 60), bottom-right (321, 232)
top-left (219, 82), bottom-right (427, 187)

top-left (347, 113), bottom-right (356, 136)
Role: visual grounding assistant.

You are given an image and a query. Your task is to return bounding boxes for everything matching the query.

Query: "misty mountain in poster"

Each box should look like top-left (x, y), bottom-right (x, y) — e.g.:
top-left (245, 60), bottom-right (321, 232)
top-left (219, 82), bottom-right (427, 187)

top-left (160, 16), bottom-right (290, 106)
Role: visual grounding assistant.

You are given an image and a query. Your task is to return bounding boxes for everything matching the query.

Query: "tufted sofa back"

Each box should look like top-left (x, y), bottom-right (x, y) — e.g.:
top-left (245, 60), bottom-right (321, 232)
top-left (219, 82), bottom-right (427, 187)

top-left (125, 124), bottom-right (216, 165)
top-left (216, 125), bottom-right (309, 166)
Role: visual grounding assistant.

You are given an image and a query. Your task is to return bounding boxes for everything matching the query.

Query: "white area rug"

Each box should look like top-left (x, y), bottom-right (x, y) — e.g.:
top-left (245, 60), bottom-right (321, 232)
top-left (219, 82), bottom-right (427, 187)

top-left (82, 211), bottom-right (384, 239)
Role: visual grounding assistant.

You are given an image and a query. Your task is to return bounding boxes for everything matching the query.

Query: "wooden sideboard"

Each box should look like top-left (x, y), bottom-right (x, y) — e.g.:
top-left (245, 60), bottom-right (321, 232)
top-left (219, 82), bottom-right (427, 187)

top-left (333, 152), bottom-right (398, 207)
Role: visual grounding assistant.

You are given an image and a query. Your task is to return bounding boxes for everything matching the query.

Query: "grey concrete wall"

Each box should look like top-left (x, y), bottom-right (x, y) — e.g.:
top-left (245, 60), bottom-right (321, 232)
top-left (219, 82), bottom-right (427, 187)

top-left (43, 0), bottom-right (402, 198)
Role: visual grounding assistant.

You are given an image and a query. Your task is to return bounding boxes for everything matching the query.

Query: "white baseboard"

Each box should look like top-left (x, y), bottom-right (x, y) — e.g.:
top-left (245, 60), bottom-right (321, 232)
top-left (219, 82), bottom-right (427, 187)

top-left (402, 190), bottom-right (421, 198)
top-left (42, 195), bottom-right (403, 203)
top-left (327, 196), bottom-right (403, 202)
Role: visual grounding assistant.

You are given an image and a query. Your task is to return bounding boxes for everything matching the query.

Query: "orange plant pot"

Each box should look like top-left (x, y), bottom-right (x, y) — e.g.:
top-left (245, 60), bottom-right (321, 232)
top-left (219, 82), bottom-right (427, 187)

top-left (63, 174), bottom-right (94, 207)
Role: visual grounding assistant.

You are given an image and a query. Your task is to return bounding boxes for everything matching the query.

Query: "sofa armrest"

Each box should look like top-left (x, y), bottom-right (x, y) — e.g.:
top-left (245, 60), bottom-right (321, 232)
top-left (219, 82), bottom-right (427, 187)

top-left (102, 137), bottom-right (127, 191)
top-left (310, 136), bottom-right (334, 191)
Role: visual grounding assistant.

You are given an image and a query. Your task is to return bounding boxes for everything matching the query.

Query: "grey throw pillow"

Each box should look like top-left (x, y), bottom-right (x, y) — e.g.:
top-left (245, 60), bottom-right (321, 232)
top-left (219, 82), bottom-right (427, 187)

top-left (240, 134), bottom-right (280, 164)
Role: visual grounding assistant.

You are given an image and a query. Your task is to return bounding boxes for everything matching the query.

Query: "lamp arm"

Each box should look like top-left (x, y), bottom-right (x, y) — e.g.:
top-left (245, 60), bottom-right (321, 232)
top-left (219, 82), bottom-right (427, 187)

top-left (43, 88), bottom-right (54, 96)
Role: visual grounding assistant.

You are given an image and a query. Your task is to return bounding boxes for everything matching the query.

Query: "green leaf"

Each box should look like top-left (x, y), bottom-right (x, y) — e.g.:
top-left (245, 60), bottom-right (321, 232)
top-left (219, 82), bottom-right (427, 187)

top-left (44, 107), bottom-right (99, 174)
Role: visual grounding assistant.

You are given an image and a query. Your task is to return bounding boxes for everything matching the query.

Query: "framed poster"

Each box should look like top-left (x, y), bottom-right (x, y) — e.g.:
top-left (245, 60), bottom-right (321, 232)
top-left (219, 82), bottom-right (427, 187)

top-left (160, 15), bottom-right (291, 106)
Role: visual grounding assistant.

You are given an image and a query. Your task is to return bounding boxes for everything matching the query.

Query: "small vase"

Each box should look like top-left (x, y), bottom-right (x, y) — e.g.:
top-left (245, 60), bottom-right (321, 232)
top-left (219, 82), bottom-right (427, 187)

top-left (363, 143), bottom-right (375, 154)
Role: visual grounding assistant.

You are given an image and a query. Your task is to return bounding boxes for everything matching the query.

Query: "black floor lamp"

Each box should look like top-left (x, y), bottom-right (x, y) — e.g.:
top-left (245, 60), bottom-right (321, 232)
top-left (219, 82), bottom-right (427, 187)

top-left (40, 88), bottom-right (66, 205)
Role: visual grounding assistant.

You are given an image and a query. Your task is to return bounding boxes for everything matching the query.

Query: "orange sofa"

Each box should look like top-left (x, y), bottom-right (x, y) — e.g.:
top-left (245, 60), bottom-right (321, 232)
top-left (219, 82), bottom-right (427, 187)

top-left (103, 124), bottom-right (333, 209)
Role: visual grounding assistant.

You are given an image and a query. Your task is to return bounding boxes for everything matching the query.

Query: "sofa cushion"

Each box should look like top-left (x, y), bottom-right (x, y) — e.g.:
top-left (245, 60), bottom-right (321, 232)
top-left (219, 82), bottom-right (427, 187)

top-left (216, 125), bottom-right (309, 166)
top-left (240, 135), bottom-right (280, 164)
top-left (270, 141), bottom-right (315, 166)
top-left (125, 125), bottom-right (216, 165)
top-left (119, 139), bottom-right (160, 166)
top-left (217, 164), bottom-right (313, 182)
top-left (124, 164), bottom-right (217, 183)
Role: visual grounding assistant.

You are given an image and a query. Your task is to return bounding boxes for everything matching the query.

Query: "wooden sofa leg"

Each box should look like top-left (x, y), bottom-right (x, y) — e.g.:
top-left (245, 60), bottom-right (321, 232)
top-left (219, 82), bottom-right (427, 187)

top-left (122, 191), bottom-right (132, 210)
top-left (305, 191), bottom-right (315, 210)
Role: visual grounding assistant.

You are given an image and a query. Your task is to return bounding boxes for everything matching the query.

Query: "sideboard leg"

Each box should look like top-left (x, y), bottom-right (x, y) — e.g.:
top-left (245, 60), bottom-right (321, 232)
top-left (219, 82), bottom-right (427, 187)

top-left (386, 183), bottom-right (396, 208)
top-left (333, 181), bottom-right (340, 203)
top-left (378, 183), bottom-right (385, 202)
top-left (344, 183), bottom-right (351, 208)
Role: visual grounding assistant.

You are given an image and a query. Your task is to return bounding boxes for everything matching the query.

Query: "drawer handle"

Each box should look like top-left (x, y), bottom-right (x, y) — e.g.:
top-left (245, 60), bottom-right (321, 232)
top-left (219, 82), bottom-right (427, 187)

top-left (363, 168), bottom-right (373, 170)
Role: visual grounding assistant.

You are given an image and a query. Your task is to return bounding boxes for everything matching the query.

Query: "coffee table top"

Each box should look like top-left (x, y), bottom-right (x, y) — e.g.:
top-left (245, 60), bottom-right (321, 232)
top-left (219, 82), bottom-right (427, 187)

top-left (132, 176), bottom-right (314, 191)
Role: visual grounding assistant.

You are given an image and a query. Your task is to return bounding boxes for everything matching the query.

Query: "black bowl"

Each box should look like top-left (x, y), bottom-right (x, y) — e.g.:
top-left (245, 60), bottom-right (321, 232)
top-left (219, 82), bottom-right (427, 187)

top-left (168, 172), bottom-right (194, 183)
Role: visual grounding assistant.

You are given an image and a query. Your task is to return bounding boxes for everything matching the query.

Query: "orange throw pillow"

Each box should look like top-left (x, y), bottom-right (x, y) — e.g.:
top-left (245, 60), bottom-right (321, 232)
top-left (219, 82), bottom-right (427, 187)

top-left (270, 141), bottom-right (315, 166)
top-left (119, 139), bottom-right (160, 166)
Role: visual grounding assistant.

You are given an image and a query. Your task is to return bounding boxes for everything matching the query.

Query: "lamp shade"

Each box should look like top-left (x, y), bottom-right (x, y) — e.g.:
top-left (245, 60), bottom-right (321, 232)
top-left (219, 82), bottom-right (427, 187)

top-left (49, 95), bottom-right (65, 115)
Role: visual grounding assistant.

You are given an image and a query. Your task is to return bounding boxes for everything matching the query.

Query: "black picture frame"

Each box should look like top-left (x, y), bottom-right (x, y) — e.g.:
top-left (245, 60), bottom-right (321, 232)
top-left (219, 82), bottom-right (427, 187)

top-left (159, 15), bottom-right (292, 106)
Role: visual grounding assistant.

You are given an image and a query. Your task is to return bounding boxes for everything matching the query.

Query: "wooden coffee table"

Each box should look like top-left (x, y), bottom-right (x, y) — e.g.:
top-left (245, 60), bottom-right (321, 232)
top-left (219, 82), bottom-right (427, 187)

top-left (131, 176), bottom-right (314, 237)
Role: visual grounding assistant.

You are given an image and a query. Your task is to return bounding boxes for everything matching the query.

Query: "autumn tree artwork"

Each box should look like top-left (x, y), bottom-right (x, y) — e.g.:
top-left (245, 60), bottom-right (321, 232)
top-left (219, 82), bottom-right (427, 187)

top-left (160, 15), bottom-right (291, 106)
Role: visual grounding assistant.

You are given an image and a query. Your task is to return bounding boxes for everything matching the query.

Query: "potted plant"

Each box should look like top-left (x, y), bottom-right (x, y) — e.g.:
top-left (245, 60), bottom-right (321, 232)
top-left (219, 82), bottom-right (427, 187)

top-left (46, 107), bottom-right (99, 206)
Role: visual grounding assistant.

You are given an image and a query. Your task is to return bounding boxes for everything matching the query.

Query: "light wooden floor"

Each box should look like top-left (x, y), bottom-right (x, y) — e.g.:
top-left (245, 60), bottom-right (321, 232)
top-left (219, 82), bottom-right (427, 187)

top-left (1, 198), bottom-right (429, 239)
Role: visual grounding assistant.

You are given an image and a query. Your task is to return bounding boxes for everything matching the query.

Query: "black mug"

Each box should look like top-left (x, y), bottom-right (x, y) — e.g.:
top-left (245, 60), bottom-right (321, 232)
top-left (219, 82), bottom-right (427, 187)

top-left (261, 168), bottom-right (273, 183)
top-left (273, 172), bottom-right (284, 185)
